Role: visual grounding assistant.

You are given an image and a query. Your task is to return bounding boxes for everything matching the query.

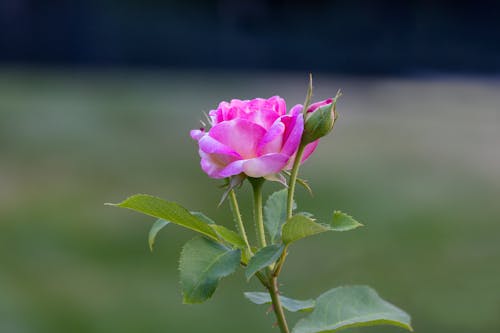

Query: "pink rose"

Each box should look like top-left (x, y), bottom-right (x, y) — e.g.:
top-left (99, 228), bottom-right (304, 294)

top-left (190, 96), bottom-right (319, 179)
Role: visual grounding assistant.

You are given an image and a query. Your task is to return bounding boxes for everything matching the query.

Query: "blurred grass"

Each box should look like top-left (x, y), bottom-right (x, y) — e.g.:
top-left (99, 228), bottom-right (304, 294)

top-left (0, 69), bottom-right (499, 333)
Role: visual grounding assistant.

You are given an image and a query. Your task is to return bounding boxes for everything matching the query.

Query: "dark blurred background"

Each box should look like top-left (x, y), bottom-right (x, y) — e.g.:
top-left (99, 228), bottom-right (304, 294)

top-left (2, 0), bottom-right (500, 74)
top-left (1, 1), bottom-right (499, 333)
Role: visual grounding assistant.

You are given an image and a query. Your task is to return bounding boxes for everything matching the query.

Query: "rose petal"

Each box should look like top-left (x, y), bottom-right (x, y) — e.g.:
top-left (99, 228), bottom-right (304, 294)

top-left (249, 107), bottom-right (281, 129)
top-left (217, 160), bottom-right (246, 178)
top-left (307, 98), bottom-right (334, 113)
top-left (209, 108), bottom-right (223, 125)
top-left (289, 104), bottom-right (303, 116)
top-left (198, 135), bottom-right (241, 158)
top-left (285, 140), bottom-right (319, 169)
top-left (300, 140), bottom-right (319, 163)
top-left (267, 96), bottom-right (287, 116)
top-left (257, 120), bottom-right (285, 155)
top-left (242, 153), bottom-right (289, 177)
top-left (280, 113), bottom-right (304, 156)
top-left (209, 119), bottom-right (267, 159)
top-left (209, 97), bottom-right (284, 129)
top-left (199, 151), bottom-right (226, 179)
top-left (190, 129), bottom-right (205, 141)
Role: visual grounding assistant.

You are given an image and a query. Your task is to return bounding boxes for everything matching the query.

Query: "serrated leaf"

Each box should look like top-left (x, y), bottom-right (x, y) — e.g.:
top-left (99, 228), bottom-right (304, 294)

top-left (245, 244), bottom-right (284, 280)
top-left (210, 224), bottom-right (246, 249)
top-left (148, 219), bottom-right (170, 251)
top-left (179, 236), bottom-right (241, 304)
top-left (106, 194), bottom-right (218, 240)
top-left (244, 292), bottom-right (315, 312)
top-left (293, 286), bottom-right (413, 333)
top-left (282, 215), bottom-right (329, 244)
top-left (282, 211), bottom-right (363, 245)
top-left (329, 211), bottom-right (363, 231)
top-left (264, 189), bottom-right (296, 243)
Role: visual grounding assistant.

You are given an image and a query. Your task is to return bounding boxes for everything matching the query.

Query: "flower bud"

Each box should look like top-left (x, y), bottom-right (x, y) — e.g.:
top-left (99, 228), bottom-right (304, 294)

top-left (301, 98), bottom-right (338, 144)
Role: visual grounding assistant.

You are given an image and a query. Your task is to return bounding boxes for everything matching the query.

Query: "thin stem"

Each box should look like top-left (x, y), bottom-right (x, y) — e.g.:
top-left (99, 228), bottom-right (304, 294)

top-left (272, 245), bottom-right (288, 277)
top-left (255, 272), bottom-right (270, 289)
top-left (286, 144), bottom-right (306, 219)
top-left (250, 178), bottom-right (267, 249)
top-left (240, 260), bottom-right (269, 288)
top-left (268, 277), bottom-right (290, 333)
top-left (229, 189), bottom-right (252, 255)
top-left (276, 143), bottom-right (307, 277)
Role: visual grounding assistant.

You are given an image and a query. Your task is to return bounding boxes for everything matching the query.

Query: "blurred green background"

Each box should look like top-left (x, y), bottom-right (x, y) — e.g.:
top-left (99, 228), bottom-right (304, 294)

top-left (1, 69), bottom-right (499, 333)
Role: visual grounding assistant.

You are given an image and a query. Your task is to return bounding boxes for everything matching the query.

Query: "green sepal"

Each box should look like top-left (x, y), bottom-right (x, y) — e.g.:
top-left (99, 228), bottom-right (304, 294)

top-left (292, 286), bottom-right (413, 333)
top-left (245, 244), bottom-right (284, 280)
top-left (218, 174), bottom-right (246, 206)
top-left (106, 194), bottom-right (218, 240)
top-left (302, 103), bottom-right (335, 144)
top-left (179, 236), bottom-right (241, 304)
top-left (283, 171), bottom-right (313, 195)
top-left (148, 218), bottom-right (170, 252)
top-left (244, 292), bottom-right (315, 312)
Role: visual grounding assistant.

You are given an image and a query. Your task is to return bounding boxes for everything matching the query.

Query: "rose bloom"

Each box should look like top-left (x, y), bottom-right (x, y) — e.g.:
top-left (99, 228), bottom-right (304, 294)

top-left (190, 96), bottom-right (331, 179)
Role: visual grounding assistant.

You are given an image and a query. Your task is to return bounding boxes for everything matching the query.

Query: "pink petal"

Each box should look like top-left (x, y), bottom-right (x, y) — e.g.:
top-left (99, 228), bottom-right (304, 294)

top-left (307, 99), bottom-right (334, 113)
top-left (209, 108), bottom-right (223, 125)
top-left (199, 151), bottom-right (228, 179)
top-left (242, 153), bottom-right (289, 177)
top-left (249, 108), bottom-right (281, 129)
top-left (267, 96), bottom-right (287, 116)
top-left (257, 120), bottom-right (285, 155)
top-left (217, 160), bottom-right (246, 178)
top-left (248, 96), bottom-right (285, 128)
top-left (248, 96), bottom-right (286, 115)
top-left (289, 104), bottom-right (303, 116)
top-left (198, 135), bottom-right (241, 158)
top-left (190, 129), bottom-right (205, 141)
top-left (280, 113), bottom-right (304, 156)
top-left (300, 140), bottom-right (319, 163)
top-left (285, 140), bottom-right (319, 169)
top-left (209, 119), bottom-right (266, 159)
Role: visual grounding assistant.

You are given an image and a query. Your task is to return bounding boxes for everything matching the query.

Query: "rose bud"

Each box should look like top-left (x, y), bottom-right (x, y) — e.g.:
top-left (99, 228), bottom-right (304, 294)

top-left (301, 95), bottom-right (339, 145)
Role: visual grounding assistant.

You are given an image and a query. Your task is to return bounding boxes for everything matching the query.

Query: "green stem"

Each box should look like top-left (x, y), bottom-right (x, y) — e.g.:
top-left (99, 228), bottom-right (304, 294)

top-left (229, 189), bottom-right (252, 255)
top-left (265, 79), bottom-right (312, 333)
top-left (286, 144), bottom-right (306, 219)
top-left (249, 177), bottom-right (267, 249)
top-left (268, 276), bottom-right (290, 333)
top-left (275, 143), bottom-right (307, 277)
top-left (272, 245), bottom-right (288, 277)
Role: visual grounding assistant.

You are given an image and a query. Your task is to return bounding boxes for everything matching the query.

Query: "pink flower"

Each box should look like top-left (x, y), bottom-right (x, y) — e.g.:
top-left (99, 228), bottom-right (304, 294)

top-left (190, 96), bottom-right (319, 179)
